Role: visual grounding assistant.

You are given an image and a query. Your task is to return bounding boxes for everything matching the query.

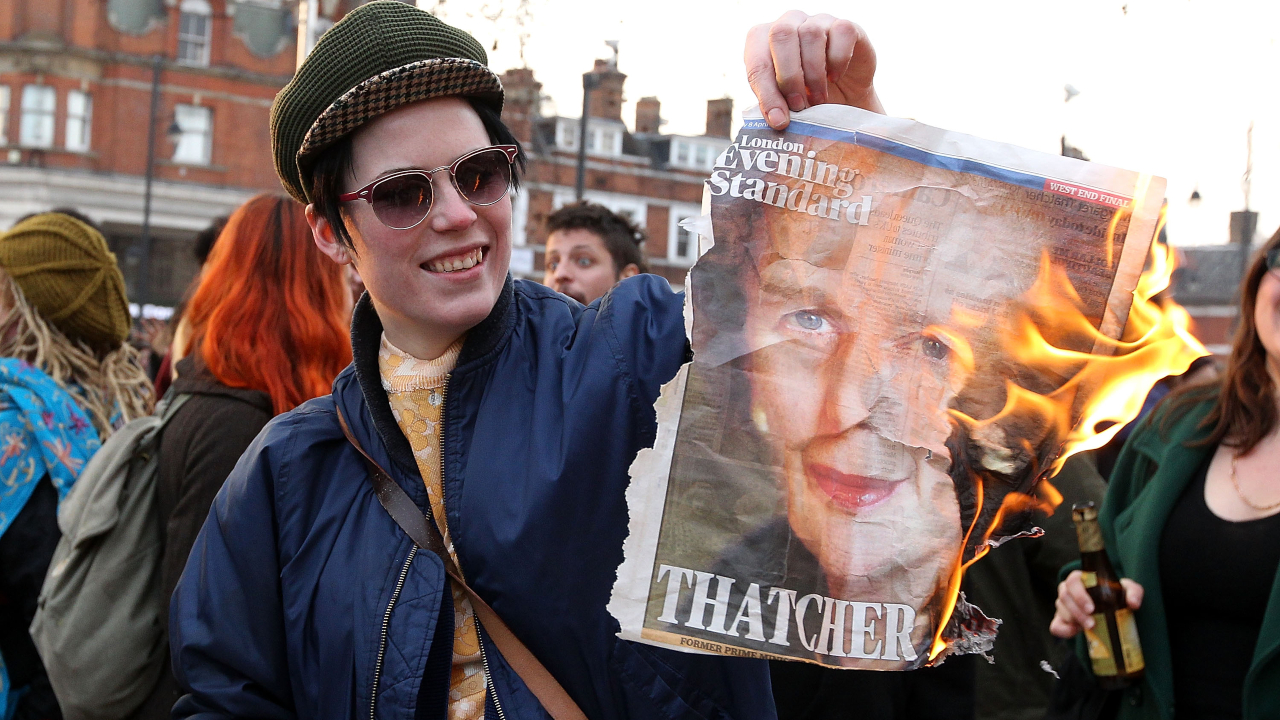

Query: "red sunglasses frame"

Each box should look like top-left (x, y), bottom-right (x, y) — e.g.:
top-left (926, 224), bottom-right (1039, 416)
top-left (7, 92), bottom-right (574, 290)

top-left (338, 145), bottom-right (519, 229)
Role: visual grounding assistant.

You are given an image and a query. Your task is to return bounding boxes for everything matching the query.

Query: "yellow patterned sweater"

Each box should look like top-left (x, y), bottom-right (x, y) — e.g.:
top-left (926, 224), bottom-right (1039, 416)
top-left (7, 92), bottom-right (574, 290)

top-left (379, 334), bottom-right (486, 720)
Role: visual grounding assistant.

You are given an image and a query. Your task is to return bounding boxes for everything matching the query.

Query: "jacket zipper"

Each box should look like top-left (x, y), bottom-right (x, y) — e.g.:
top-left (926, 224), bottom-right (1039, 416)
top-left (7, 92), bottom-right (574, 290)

top-left (478, 635), bottom-right (507, 720)
top-left (438, 376), bottom-right (505, 720)
top-left (438, 374), bottom-right (450, 564)
top-left (370, 546), bottom-right (417, 720)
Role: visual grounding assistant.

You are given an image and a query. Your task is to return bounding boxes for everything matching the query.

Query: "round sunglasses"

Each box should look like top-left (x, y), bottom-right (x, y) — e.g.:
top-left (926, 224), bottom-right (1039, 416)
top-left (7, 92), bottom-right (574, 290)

top-left (338, 145), bottom-right (519, 230)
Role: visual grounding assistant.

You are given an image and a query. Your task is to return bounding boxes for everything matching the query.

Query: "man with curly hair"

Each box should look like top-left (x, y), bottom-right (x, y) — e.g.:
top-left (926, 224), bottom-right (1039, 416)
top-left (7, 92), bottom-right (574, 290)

top-left (542, 201), bottom-right (649, 304)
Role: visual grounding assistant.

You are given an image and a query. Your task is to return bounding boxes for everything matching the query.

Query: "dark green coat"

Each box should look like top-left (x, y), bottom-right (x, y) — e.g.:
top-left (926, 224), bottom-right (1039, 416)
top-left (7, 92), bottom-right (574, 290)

top-left (1086, 397), bottom-right (1280, 719)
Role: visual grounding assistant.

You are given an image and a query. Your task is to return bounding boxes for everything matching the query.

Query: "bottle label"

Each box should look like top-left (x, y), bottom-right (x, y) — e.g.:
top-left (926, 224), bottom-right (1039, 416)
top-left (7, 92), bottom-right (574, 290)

top-left (1115, 608), bottom-right (1145, 672)
top-left (1081, 571), bottom-right (1097, 588)
top-left (1075, 519), bottom-right (1105, 553)
top-left (1085, 614), bottom-right (1118, 676)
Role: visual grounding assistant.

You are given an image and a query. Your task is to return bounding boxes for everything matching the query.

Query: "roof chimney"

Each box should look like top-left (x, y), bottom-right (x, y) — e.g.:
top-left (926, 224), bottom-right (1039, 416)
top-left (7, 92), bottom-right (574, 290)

top-left (705, 97), bottom-right (733, 138)
top-left (499, 67), bottom-right (541, 145)
top-left (635, 96), bottom-right (661, 134)
top-left (587, 58), bottom-right (626, 122)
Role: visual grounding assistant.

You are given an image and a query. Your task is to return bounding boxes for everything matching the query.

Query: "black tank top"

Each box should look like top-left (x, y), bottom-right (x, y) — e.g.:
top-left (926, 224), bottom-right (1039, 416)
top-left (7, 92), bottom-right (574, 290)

top-left (1159, 453), bottom-right (1280, 719)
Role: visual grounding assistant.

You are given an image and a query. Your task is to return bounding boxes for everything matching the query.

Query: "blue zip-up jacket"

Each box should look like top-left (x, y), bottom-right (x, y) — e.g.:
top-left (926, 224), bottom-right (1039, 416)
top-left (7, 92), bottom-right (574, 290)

top-left (169, 275), bottom-right (775, 720)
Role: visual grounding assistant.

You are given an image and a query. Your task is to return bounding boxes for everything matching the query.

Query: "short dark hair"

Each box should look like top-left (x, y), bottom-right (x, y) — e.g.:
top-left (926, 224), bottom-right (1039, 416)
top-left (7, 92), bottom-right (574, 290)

top-left (194, 215), bottom-right (228, 265)
top-left (309, 98), bottom-right (524, 252)
top-left (544, 201), bottom-right (649, 275)
top-left (14, 207), bottom-right (102, 234)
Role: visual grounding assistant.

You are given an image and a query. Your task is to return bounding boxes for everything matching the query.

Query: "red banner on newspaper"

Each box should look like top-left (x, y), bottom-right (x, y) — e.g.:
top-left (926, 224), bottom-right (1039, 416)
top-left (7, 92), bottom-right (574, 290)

top-left (1044, 180), bottom-right (1132, 209)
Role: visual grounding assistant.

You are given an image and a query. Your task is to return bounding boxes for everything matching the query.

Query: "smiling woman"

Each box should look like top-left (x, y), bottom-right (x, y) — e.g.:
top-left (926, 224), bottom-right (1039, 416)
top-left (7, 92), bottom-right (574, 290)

top-left (307, 97), bottom-right (519, 360)
top-left (168, 3), bottom-right (883, 719)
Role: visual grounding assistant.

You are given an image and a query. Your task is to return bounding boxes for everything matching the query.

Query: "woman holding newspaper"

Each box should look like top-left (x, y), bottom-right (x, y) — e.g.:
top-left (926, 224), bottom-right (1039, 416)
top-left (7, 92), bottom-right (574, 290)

top-left (169, 4), bottom-right (879, 719)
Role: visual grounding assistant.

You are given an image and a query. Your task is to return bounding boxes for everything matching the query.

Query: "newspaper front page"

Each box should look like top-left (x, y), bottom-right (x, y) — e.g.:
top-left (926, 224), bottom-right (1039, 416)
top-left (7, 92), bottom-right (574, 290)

top-left (609, 105), bottom-right (1165, 669)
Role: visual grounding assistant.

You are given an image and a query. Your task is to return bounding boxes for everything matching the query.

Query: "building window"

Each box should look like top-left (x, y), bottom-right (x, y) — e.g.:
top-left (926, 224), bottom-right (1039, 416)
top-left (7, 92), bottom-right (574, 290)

top-left (0, 86), bottom-right (9, 145)
top-left (177, 3), bottom-right (212, 66)
top-left (600, 128), bottom-right (619, 155)
top-left (673, 216), bottom-right (695, 262)
top-left (65, 90), bottom-right (92, 152)
top-left (674, 141), bottom-right (690, 166)
top-left (558, 121), bottom-right (578, 150)
top-left (695, 144), bottom-right (711, 168)
top-left (19, 85), bottom-right (56, 148)
top-left (172, 104), bottom-right (212, 165)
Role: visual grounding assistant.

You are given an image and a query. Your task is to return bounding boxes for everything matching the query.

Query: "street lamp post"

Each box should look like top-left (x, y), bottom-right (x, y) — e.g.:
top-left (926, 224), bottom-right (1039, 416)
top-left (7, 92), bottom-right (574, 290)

top-left (137, 54), bottom-right (163, 307)
top-left (574, 72), bottom-right (599, 201)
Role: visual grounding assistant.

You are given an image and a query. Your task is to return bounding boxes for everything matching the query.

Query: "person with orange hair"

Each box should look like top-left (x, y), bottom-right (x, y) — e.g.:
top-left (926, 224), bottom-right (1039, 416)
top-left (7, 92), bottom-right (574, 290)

top-left (130, 193), bottom-right (351, 720)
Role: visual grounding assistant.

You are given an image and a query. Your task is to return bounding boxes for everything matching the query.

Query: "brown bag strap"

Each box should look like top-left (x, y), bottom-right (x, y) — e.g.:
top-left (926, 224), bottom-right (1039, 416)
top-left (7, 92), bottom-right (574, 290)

top-left (336, 408), bottom-right (588, 720)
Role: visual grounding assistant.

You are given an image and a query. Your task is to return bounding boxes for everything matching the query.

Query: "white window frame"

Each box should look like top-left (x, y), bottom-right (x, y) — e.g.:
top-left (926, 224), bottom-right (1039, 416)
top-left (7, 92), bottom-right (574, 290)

top-left (177, 1), bottom-right (213, 67)
top-left (668, 137), bottom-right (731, 170)
top-left (65, 90), bottom-right (92, 152)
top-left (0, 86), bottom-right (10, 145)
top-left (667, 203), bottom-right (703, 265)
top-left (694, 143), bottom-right (711, 168)
top-left (551, 189), bottom-right (647, 227)
top-left (172, 103), bottom-right (213, 165)
top-left (557, 118), bottom-right (578, 151)
top-left (18, 85), bottom-right (56, 149)
top-left (589, 125), bottom-right (622, 157)
top-left (673, 140), bottom-right (690, 166)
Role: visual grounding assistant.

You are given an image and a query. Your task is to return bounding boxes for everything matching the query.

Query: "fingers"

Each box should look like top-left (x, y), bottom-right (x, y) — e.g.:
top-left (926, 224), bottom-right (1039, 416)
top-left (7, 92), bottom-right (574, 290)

top-left (746, 11), bottom-right (881, 129)
top-left (1049, 613), bottom-right (1080, 639)
top-left (825, 18), bottom-right (858, 85)
top-left (768, 10), bottom-right (811, 116)
top-left (1057, 571), bottom-right (1096, 630)
top-left (797, 14), bottom-right (836, 105)
top-left (1121, 579), bottom-right (1145, 610)
top-left (744, 21), bottom-right (792, 130)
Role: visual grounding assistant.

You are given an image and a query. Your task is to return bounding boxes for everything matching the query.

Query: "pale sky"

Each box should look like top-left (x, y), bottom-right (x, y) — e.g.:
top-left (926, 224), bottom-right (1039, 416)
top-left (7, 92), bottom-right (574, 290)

top-left (430, 0), bottom-right (1279, 248)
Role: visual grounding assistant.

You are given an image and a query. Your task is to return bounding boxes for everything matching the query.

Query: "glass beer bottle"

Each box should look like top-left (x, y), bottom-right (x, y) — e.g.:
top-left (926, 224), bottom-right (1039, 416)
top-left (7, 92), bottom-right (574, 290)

top-left (1071, 501), bottom-right (1144, 688)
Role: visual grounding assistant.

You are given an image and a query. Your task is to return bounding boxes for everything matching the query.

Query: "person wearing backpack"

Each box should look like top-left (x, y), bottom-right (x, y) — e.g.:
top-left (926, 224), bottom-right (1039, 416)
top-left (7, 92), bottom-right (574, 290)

top-left (0, 212), bottom-right (153, 720)
top-left (125, 194), bottom-right (352, 720)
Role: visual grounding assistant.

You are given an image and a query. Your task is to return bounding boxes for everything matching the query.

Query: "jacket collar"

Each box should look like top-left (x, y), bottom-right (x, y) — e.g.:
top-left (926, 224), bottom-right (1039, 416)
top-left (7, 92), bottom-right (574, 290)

top-left (348, 274), bottom-right (516, 477)
top-left (1125, 396), bottom-right (1216, 466)
top-left (171, 354), bottom-right (274, 413)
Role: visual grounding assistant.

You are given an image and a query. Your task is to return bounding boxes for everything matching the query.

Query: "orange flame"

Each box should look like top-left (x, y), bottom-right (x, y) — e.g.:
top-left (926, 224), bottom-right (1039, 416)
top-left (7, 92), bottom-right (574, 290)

top-left (928, 206), bottom-right (1209, 661)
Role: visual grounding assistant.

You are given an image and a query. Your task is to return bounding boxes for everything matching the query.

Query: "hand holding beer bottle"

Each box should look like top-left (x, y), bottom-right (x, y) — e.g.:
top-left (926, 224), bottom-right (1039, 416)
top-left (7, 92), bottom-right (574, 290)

top-left (1050, 502), bottom-right (1146, 687)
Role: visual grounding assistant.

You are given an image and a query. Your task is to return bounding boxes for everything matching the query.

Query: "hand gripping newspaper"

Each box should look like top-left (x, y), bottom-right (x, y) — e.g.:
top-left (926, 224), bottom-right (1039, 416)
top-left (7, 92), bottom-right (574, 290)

top-left (609, 105), bottom-right (1166, 669)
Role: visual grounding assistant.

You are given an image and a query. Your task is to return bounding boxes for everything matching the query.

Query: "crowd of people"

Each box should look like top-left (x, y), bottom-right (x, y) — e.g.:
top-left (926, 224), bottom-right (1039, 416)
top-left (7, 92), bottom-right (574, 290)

top-left (0, 3), bottom-right (1275, 720)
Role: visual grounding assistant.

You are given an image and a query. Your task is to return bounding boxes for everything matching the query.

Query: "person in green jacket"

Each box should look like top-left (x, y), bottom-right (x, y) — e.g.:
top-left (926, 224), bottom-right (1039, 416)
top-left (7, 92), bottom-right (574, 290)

top-left (1051, 224), bottom-right (1280, 719)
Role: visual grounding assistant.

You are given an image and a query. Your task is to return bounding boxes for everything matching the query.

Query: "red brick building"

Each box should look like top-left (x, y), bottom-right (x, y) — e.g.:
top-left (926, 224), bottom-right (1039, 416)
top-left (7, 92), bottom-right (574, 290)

top-left (0, 0), bottom-right (330, 307)
top-left (0, 1), bottom-right (728, 307)
top-left (500, 58), bottom-right (733, 289)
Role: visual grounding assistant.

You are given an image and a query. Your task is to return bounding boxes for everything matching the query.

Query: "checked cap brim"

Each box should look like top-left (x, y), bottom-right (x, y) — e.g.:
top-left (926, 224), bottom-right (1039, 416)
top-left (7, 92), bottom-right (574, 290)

top-left (297, 57), bottom-right (504, 177)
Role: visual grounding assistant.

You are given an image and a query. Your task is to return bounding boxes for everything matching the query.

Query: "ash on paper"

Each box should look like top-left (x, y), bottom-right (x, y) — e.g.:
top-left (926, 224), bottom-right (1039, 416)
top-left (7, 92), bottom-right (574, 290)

top-left (609, 105), bottom-right (1165, 668)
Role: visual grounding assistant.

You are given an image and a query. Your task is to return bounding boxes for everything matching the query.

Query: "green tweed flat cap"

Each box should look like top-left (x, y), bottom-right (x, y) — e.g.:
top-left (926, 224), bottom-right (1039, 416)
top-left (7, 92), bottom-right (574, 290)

top-left (271, 0), bottom-right (504, 204)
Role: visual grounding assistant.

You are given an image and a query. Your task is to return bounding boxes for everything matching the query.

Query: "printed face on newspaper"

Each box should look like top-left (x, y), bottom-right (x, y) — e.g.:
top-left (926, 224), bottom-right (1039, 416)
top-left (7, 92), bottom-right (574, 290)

top-left (610, 105), bottom-right (1165, 669)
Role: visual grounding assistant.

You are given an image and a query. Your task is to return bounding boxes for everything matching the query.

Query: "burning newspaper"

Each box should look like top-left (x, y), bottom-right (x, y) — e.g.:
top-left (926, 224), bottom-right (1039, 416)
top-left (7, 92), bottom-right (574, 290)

top-left (609, 105), bottom-right (1172, 668)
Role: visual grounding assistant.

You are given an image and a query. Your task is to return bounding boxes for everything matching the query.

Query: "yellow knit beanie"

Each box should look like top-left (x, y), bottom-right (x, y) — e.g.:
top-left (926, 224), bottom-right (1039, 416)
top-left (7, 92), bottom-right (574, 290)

top-left (0, 213), bottom-right (130, 351)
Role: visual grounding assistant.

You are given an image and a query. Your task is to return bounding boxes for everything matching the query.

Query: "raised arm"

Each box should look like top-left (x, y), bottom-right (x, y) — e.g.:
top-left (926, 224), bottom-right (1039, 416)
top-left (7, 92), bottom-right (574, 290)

top-left (745, 11), bottom-right (884, 131)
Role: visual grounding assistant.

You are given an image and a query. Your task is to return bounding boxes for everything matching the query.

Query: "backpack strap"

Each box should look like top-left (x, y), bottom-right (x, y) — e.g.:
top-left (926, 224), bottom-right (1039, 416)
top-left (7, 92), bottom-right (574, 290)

top-left (155, 393), bottom-right (192, 427)
top-left (335, 406), bottom-right (588, 720)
